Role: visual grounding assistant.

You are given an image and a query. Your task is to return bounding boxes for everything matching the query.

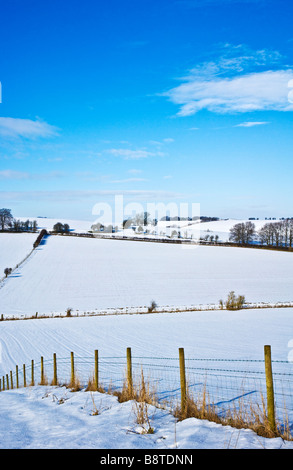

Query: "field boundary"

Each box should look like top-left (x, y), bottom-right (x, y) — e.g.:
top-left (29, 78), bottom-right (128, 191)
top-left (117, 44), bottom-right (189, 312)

top-left (1, 301), bottom-right (293, 322)
top-left (49, 231), bottom-right (293, 252)
top-left (1, 345), bottom-right (292, 440)
top-left (0, 231), bottom-right (47, 287)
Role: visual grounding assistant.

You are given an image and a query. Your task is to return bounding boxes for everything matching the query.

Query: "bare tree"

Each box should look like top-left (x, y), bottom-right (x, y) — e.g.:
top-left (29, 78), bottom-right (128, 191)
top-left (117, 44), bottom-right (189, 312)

top-left (258, 219), bottom-right (293, 247)
top-left (229, 222), bottom-right (256, 244)
top-left (0, 209), bottom-right (13, 231)
top-left (53, 222), bottom-right (70, 233)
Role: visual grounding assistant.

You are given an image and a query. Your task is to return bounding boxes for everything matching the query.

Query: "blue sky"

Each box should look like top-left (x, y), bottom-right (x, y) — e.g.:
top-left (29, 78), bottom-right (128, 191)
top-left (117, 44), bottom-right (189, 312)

top-left (0, 0), bottom-right (293, 221)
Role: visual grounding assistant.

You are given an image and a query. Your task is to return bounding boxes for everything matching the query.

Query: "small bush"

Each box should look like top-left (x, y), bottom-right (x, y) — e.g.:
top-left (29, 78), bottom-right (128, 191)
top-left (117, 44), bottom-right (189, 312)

top-left (4, 267), bottom-right (12, 278)
top-left (66, 307), bottom-right (72, 317)
top-left (148, 300), bottom-right (157, 313)
top-left (225, 291), bottom-right (246, 310)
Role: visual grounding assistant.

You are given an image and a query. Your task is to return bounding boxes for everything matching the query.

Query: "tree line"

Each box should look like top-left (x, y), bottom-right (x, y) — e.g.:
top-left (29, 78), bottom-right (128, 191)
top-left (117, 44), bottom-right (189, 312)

top-left (229, 219), bottom-right (293, 247)
top-left (0, 208), bottom-right (38, 232)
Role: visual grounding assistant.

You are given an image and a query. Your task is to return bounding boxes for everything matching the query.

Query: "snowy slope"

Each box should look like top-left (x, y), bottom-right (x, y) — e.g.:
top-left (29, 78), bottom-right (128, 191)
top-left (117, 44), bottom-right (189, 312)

top-left (17, 217), bottom-right (93, 233)
top-left (0, 308), bottom-right (293, 449)
top-left (2, 221), bottom-right (292, 449)
top-left (1, 235), bottom-right (293, 317)
top-left (16, 216), bottom-right (277, 241)
top-left (0, 233), bottom-right (36, 276)
top-left (158, 219), bottom-right (279, 242)
top-left (1, 308), bottom-right (292, 374)
top-left (0, 386), bottom-right (291, 449)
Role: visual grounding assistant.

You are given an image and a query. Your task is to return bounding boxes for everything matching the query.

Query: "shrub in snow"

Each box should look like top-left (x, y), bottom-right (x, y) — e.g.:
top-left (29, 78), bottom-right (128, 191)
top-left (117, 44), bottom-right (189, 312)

top-left (225, 291), bottom-right (246, 310)
top-left (148, 300), bottom-right (157, 313)
top-left (4, 267), bottom-right (12, 277)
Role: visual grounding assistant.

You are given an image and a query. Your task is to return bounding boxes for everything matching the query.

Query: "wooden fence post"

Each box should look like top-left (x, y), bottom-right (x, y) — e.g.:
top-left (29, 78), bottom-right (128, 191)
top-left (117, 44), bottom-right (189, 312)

top-left (2, 376), bottom-right (4, 391)
top-left (264, 345), bottom-right (276, 432)
top-left (6, 374), bottom-right (9, 390)
top-left (23, 364), bottom-right (26, 387)
top-left (10, 371), bottom-right (13, 389)
top-left (40, 356), bottom-right (44, 385)
top-left (179, 347), bottom-right (187, 414)
top-left (52, 353), bottom-right (57, 385)
top-left (71, 352), bottom-right (75, 386)
top-left (16, 365), bottom-right (19, 389)
top-left (126, 347), bottom-right (133, 396)
top-left (94, 350), bottom-right (99, 391)
top-left (31, 360), bottom-right (35, 386)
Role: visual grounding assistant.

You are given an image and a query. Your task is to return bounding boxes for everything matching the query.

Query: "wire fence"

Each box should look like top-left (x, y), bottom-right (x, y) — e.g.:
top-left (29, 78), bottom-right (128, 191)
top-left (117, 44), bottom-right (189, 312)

top-left (2, 349), bottom-right (293, 434)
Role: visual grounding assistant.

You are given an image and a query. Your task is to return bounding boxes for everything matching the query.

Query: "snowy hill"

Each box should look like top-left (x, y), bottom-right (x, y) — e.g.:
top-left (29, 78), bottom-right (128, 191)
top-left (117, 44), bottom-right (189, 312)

top-left (1, 221), bottom-right (293, 449)
top-left (1, 234), bottom-right (293, 317)
top-left (17, 216), bottom-right (93, 233)
top-left (15, 216), bottom-right (280, 241)
top-left (0, 232), bottom-right (36, 276)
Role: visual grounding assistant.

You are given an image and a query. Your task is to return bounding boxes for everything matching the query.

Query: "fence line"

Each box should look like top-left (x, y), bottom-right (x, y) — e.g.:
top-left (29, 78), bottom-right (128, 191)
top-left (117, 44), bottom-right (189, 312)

top-left (1, 346), bottom-right (293, 437)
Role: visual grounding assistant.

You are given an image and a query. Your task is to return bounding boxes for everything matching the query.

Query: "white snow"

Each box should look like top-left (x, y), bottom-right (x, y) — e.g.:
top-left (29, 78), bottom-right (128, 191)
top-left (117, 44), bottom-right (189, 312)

top-left (1, 307), bottom-right (293, 446)
top-left (0, 385), bottom-right (291, 449)
top-left (1, 308), bottom-right (292, 371)
top-left (15, 216), bottom-right (280, 241)
top-left (17, 216), bottom-right (93, 233)
top-left (1, 228), bottom-right (293, 449)
top-left (1, 235), bottom-right (293, 317)
top-left (0, 233), bottom-right (36, 277)
top-left (157, 218), bottom-right (280, 241)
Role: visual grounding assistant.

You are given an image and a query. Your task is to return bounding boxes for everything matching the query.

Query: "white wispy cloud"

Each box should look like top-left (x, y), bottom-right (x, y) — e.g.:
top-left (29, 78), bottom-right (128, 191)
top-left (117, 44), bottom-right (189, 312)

top-left (128, 169), bottom-right (143, 175)
top-left (0, 117), bottom-right (59, 139)
top-left (235, 121), bottom-right (270, 127)
top-left (106, 148), bottom-right (165, 160)
top-left (109, 177), bottom-right (148, 184)
top-left (163, 45), bottom-right (293, 116)
top-left (0, 169), bottom-right (64, 180)
top-left (165, 70), bottom-right (293, 116)
top-left (0, 170), bottom-right (30, 180)
top-left (0, 189), bottom-right (185, 202)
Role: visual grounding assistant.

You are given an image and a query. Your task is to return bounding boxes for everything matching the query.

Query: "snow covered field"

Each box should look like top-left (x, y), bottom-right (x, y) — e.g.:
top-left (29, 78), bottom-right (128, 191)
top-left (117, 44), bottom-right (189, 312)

top-left (1, 307), bottom-right (292, 372)
top-left (1, 229), bottom-right (293, 449)
top-left (0, 309), bottom-right (293, 449)
top-left (18, 216), bottom-right (93, 233)
top-left (17, 215), bottom-right (278, 241)
top-left (0, 233), bottom-right (36, 277)
top-left (150, 218), bottom-right (277, 241)
top-left (1, 234), bottom-right (293, 317)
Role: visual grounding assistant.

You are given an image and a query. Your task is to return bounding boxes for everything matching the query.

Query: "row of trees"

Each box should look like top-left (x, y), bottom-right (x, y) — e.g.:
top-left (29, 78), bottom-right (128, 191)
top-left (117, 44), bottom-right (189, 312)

top-left (229, 221), bottom-right (256, 245)
top-left (123, 212), bottom-right (155, 229)
top-left (0, 208), bottom-right (38, 232)
top-left (229, 219), bottom-right (293, 247)
top-left (53, 223), bottom-right (70, 234)
top-left (258, 219), bottom-right (293, 247)
top-left (91, 223), bottom-right (118, 233)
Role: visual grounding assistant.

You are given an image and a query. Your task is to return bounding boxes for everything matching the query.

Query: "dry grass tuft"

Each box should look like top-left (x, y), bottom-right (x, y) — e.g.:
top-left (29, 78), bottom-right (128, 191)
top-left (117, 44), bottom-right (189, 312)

top-left (85, 375), bottom-right (106, 393)
top-left (39, 375), bottom-right (49, 386)
top-left (174, 384), bottom-right (293, 441)
top-left (115, 368), bottom-right (157, 405)
top-left (66, 375), bottom-right (82, 392)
